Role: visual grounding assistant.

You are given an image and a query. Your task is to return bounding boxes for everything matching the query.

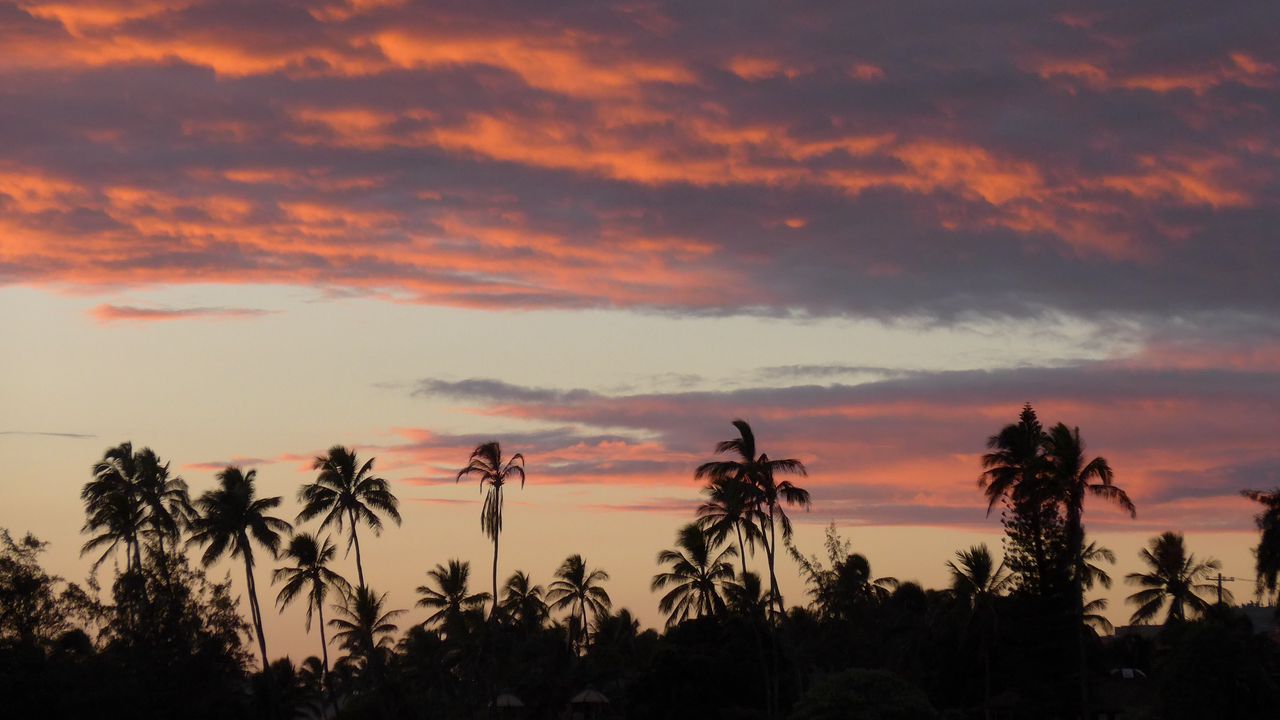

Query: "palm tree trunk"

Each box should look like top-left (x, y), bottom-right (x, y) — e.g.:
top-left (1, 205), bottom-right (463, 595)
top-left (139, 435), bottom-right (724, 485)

top-left (1066, 500), bottom-right (1087, 720)
top-left (766, 504), bottom-right (783, 616)
top-left (348, 508), bottom-right (366, 589)
top-left (491, 530), bottom-right (500, 620)
top-left (736, 523), bottom-right (748, 578)
top-left (318, 602), bottom-right (338, 717)
top-left (242, 555), bottom-right (270, 671)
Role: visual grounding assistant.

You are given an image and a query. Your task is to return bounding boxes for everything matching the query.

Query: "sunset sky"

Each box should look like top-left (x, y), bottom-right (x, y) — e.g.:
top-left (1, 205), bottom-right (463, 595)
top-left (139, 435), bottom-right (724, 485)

top-left (2, 0), bottom-right (1278, 658)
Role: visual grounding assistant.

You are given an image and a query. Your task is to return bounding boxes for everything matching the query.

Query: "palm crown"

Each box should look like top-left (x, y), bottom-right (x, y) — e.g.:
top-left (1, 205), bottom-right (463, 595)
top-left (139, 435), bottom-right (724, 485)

top-left (416, 559), bottom-right (489, 630)
top-left (1125, 531), bottom-right (1225, 624)
top-left (547, 554), bottom-right (611, 651)
top-left (652, 523), bottom-right (738, 628)
top-left (298, 446), bottom-right (401, 589)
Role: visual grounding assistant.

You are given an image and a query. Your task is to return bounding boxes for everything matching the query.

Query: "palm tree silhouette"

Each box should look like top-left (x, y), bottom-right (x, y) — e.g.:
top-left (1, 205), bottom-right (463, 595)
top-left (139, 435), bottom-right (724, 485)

top-left (416, 559), bottom-right (489, 631)
top-left (697, 475), bottom-right (763, 579)
top-left (1079, 540), bottom-right (1117, 633)
top-left (329, 585), bottom-right (404, 682)
top-left (500, 570), bottom-right (549, 628)
top-left (1241, 487), bottom-right (1280, 594)
top-left (81, 442), bottom-right (146, 572)
top-left (456, 441), bottom-right (525, 619)
top-left (1125, 532), bottom-right (1227, 624)
top-left (298, 446), bottom-right (401, 589)
top-left (547, 554), bottom-right (611, 652)
top-left (947, 544), bottom-right (1013, 720)
top-left (273, 532), bottom-right (351, 695)
top-left (1044, 422), bottom-right (1133, 716)
top-left (651, 523), bottom-right (738, 628)
top-left (188, 466), bottom-right (292, 670)
top-left (697, 420), bottom-right (808, 616)
top-left (132, 447), bottom-right (194, 568)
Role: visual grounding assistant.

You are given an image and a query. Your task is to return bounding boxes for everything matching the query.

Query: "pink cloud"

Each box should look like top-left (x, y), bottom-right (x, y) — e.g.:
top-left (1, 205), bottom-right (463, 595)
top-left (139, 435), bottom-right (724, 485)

top-left (89, 304), bottom-right (275, 323)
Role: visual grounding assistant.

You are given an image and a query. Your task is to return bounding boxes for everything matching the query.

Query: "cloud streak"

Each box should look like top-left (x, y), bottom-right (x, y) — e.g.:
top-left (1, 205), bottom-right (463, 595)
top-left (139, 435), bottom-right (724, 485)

top-left (89, 304), bottom-right (276, 322)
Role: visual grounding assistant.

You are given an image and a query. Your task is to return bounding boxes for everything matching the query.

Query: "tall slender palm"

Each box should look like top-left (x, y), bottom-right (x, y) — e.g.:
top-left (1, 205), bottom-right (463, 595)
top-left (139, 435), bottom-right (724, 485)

top-left (298, 446), bottom-right (401, 589)
top-left (652, 523), bottom-right (738, 628)
top-left (329, 586), bottom-right (404, 682)
top-left (697, 475), bottom-right (764, 579)
top-left (947, 544), bottom-right (1013, 720)
top-left (1125, 532), bottom-right (1226, 624)
top-left (501, 570), bottom-right (549, 628)
top-left (81, 442), bottom-right (146, 572)
top-left (547, 554), bottom-right (611, 652)
top-left (273, 533), bottom-right (351, 690)
top-left (696, 420), bottom-right (808, 616)
top-left (188, 466), bottom-right (292, 670)
top-left (416, 559), bottom-right (489, 631)
top-left (456, 441), bottom-right (525, 619)
top-left (1044, 423), bottom-right (1133, 717)
top-left (133, 447), bottom-right (195, 566)
top-left (1241, 487), bottom-right (1280, 594)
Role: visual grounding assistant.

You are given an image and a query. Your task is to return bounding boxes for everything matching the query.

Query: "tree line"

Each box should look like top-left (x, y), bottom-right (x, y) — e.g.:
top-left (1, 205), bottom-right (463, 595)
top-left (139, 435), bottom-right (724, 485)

top-left (2, 405), bottom-right (1279, 719)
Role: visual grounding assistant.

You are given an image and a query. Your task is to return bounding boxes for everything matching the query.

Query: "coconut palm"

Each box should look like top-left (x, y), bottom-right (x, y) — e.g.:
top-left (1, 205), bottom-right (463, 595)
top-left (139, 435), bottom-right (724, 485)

top-left (547, 554), bottom-right (611, 652)
top-left (298, 446), bottom-right (401, 589)
top-left (1125, 532), bottom-right (1227, 624)
top-left (133, 447), bottom-right (195, 568)
top-left (456, 441), bottom-right (525, 619)
top-left (696, 420), bottom-right (808, 616)
top-left (500, 570), bottom-right (549, 628)
top-left (273, 533), bottom-right (351, 692)
top-left (416, 559), bottom-right (489, 631)
top-left (329, 586), bottom-right (404, 681)
top-left (727, 570), bottom-right (771, 620)
top-left (1241, 487), bottom-right (1280, 594)
top-left (947, 544), bottom-right (1013, 720)
top-left (696, 475), bottom-right (764, 578)
top-left (651, 523), bottom-right (738, 628)
top-left (188, 466), bottom-right (292, 670)
top-left (81, 442), bottom-right (146, 572)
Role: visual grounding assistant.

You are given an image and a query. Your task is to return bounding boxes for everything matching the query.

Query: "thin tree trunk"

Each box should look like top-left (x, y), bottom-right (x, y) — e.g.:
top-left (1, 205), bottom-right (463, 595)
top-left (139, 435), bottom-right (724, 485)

top-left (318, 602), bottom-right (338, 718)
top-left (736, 523), bottom-right (748, 578)
top-left (767, 504), bottom-right (783, 616)
top-left (243, 555), bottom-right (270, 670)
top-left (348, 508), bottom-right (366, 589)
top-left (491, 528), bottom-right (500, 619)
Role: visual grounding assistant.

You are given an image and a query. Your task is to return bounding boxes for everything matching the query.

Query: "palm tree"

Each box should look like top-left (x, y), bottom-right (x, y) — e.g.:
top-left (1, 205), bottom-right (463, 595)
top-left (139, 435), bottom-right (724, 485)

top-left (727, 570), bottom-right (771, 621)
top-left (547, 554), bottom-right (611, 652)
top-left (948, 544), bottom-right (1013, 720)
top-left (696, 420), bottom-right (808, 616)
top-left (1241, 487), bottom-right (1280, 595)
top-left (188, 466), bottom-right (292, 670)
top-left (500, 570), bottom-right (549, 628)
top-left (651, 523), bottom-right (738, 628)
top-left (133, 447), bottom-right (195, 569)
top-left (456, 441), bottom-right (525, 619)
top-left (979, 406), bottom-right (1057, 592)
top-left (416, 559), bottom-right (489, 631)
top-left (696, 475), bottom-right (763, 578)
top-left (298, 446), bottom-right (401, 589)
top-left (81, 442), bottom-right (146, 572)
top-left (1125, 532), bottom-right (1226, 624)
top-left (1044, 423), bottom-right (1133, 715)
top-left (273, 533), bottom-right (352, 692)
top-left (329, 586), bottom-right (404, 682)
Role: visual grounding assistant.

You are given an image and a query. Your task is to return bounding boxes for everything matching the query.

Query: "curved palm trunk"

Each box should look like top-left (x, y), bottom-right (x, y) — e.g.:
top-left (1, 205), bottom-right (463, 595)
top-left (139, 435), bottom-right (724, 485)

top-left (242, 554), bottom-right (270, 671)
top-left (735, 523), bottom-right (748, 578)
top-left (348, 508), bottom-right (366, 589)
top-left (766, 503), bottom-right (783, 616)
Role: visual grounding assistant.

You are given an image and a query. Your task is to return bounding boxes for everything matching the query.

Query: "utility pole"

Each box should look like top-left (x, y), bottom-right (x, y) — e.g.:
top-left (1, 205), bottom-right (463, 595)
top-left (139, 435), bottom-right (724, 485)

top-left (1213, 573), bottom-right (1240, 605)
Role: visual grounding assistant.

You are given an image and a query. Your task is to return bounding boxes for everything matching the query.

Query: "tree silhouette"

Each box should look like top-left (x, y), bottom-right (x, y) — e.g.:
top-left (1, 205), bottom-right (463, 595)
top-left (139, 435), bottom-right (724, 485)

top-left (1125, 532), bottom-right (1226, 625)
top-left (132, 447), bottom-right (195, 568)
top-left (188, 466), bottom-right (291, 670)
top-left (298, 446), bottom-right (401, 589)
top-left (500, 570), bottom-right (548, 628)
top-left (651, 523), bottom-right (738, 628)
top-left (697, 475), bottom-right (763, 579)
top-left (947, 544), bottom-right (1012, 720)
top-left (273, 532), bottom-right (351, 697)
top-left (416, 559), bottom-right (489, 632)
top-left (1241, 487), bottom-right (1280, 594)
top-left (456, 441), bottom-right (525, 619)
top-left (81, 442), bottom-right (147, 573)
top-left (329, 585), bottom-right (404, 683)
top-left (547, 554), bottom-right (611, 652)
top-left (697, 420), bottom-right (808, 616)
